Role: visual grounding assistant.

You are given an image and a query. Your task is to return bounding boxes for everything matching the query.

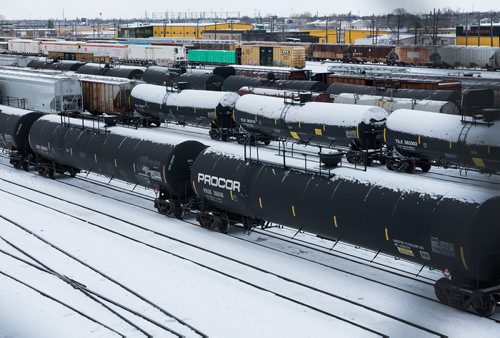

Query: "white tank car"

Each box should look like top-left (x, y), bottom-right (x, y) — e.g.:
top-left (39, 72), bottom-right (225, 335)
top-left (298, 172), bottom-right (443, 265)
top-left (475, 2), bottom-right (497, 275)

top-left (333, 93), bottom-right (459, 115)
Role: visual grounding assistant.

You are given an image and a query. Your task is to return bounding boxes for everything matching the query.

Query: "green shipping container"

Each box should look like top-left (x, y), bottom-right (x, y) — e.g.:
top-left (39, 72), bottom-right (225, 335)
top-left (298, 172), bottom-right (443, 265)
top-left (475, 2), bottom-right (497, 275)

top-left (188, 49), bottom-right (237, 64)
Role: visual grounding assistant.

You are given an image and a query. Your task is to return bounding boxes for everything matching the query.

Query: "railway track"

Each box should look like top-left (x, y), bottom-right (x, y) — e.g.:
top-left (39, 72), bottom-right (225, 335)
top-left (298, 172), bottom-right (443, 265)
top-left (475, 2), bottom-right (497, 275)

top-left (0, 215), bottom-right (207, 338)
top-left (0, 169), bottom-right (453, 337)
top-left (2, 162), bottom-right (494, 336)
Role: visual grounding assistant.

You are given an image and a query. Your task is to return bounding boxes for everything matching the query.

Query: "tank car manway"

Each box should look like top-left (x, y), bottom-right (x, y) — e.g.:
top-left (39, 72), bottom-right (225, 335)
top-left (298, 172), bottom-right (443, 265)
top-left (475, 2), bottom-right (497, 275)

top-left (0, 165), bottom-right (459, 337)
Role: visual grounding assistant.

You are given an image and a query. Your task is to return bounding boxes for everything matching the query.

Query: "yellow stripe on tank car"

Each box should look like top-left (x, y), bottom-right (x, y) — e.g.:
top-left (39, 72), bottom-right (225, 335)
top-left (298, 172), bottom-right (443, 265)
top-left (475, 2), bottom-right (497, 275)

top-left (460, 246), bottom-right (469, 271)
top-left (333, 215), bottom-right (338, 228)
top-left (94, 154), bottom-right (97, 162)
top-left (258, 197), bottom-right (263, 208)
top-left (418, 136), bottom-right (421, 144)
top-left (192, 181), bottom-right (198, 195)
top-left (114, 158), bottom-right (117, 168)
top-left (472, 157), bottom-right (486, 168)
top-left (298, 121), bottom-right (301, 128)
top-left (385, 228), bottom-right (389, 241)
top-left (48, 142), bottom-right (51, 151)
top-left (449, 141), bottom-right (453, 149)
top-left (290, 131), bottom-right (300, 140)
top-left (291, 205), bottom-right (296, 217)
top-left (323, 124), bottom-right (326, 131)
top-left (314, 128), bottom-right (323, 136)
top-left (383, 128), bottom-right (386, 143)
top-left (487, 146), bottom-right (491, 154)
top-left (230, 190), bottom-right (234, 201)
top-left (356, 126), bottom-right (359, 139)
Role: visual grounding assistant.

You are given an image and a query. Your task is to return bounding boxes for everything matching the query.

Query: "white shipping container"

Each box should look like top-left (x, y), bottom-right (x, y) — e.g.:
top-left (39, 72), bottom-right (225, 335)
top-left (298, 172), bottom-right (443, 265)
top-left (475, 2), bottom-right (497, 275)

top-left (127, 45), bottom-right (186, 63)
top-left (8, 39), bottom-right (42, 55)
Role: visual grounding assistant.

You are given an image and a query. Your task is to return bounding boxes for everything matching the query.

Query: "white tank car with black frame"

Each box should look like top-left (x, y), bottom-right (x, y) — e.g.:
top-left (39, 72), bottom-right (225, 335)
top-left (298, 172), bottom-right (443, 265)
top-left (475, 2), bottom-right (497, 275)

top-left (234, 94), bottom-right (388, 164)
top-left (334, 93), bottom-right (459, 115)
top-left (28, 115), bottom-right (207, 217)
top-left (131, 83), bottom-right (240, 140)
top-left (385, 109), bottom-right (500, 174)
top-left (0, 105), bottom-right (44, 170)
top-left (190, 147), bottom-right (500, 316)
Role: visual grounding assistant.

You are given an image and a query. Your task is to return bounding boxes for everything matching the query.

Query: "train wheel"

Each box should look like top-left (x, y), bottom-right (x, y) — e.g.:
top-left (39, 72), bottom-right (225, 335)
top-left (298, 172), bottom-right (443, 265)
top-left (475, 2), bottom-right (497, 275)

top-left (472, 294), bottom-right (497, 317)
top-left (217, 218), bottom-right (229, 234)
top-left (48, 168), bottom-right (55, 179)
top-left (209, 129), bottom-right (220, 140)
top-left (362, 156), bottom-right (373, 166)
top-left (236, 135), bottom-right (246, 144)
top-left (36, 165), bottom-right (45, 176)
top-left (405, 161), bottom-right (416, 174)
top-left (434, 278), bottom-right (452, 306)
top-left (172, 203), bottom-right (184, 220)
top-left (420, 162), bottom-right (431, 173)
top-left (22, 161), bottom-right (30, 172)
top-left (158, 201), bottom-right (172, 216)
top-left (346, 151), bottom-right (361, 164)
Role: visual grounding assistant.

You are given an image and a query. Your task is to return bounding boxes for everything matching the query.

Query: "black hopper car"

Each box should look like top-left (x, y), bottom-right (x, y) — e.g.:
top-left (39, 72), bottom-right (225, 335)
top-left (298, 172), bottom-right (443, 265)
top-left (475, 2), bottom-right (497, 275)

top-left (1, 105), bottom-right (499, 316)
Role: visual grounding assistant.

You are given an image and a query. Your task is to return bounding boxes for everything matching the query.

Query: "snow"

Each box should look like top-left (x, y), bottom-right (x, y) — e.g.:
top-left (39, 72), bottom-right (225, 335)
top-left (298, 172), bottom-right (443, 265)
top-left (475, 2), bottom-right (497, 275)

top-left (131, 84), bottom-right (240, 109)
top-left (235, 94), bottom-right (388, 126)
top-left (2, 112), bottom-right (500, 337)
top-left (334, 93), bottom-right (459, 115)
top-left (131, 83), bottom-right (168, 104)
top-left (387, 109), bottom-right (500, 147)
top-left (0, 104), bottom-right (38, 116)
top-left (165, 90), bottom-right (240, 109)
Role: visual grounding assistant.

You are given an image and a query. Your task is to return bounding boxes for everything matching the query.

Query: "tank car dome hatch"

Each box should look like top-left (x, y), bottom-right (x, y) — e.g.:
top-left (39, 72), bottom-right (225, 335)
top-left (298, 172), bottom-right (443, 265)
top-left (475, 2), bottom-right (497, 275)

top-left (213, 66), bottom-right (236, 79)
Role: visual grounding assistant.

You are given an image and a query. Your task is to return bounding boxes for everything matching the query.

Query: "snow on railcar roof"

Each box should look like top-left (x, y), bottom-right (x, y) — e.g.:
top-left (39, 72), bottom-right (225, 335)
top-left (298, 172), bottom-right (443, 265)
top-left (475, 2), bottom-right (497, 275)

top-left (131, 83), bottom-right (167, 104)
top-left (37, 114), bottom-right (199, 146)
top-left (166, 90), bottom-right (240, 109)
top-left (286, 102), bottom-right (388, 126)
top-left (387, 109), bottom-right (500, 147)
top-left (0, 105), bottom-right (39, 116)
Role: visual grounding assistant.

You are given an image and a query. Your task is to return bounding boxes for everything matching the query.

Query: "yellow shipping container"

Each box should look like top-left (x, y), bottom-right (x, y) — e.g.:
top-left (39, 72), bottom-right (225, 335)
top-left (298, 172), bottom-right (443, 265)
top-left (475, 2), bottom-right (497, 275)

top-left (241, 44), bottom-right (306, 68)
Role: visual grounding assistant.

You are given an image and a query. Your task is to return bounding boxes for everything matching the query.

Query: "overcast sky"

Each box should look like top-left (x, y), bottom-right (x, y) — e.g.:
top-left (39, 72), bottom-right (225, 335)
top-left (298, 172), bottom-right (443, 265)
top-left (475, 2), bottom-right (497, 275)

top-left (1, 0), bottom-right (498, 20)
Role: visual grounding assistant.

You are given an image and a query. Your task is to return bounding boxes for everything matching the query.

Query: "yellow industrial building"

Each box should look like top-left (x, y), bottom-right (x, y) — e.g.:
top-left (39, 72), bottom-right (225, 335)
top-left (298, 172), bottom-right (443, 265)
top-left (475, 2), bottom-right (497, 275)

top-left (119, 22), bottom-right (253, 39)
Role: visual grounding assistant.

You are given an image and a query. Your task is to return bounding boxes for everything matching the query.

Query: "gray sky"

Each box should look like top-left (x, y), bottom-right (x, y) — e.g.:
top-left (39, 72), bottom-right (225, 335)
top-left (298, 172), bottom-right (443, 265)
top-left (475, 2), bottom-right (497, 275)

top-left (1, 0), bottom-right (498, 20)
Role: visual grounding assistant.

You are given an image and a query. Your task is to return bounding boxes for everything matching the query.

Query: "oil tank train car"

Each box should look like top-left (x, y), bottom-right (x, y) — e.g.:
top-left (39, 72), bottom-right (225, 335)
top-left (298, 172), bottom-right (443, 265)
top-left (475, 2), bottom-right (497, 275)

top-left (0, 105), bottom-right (44, 170)
top-left (0, 69), bottom-right (83, 114)
top-left (2, 106), bottom-right (499, 316)
top-left (233, 94), bottom-right (388, 163)
top-left (191, 148), bottom-right (500, 316)
top-left (334, 93), bottom-right (459, 115)
top-left (28, 114), bottom-right (207, 210)
top-left (385, 109), bottom-right (500, 173)
top-left (130, 83), bottom-right (240, 137)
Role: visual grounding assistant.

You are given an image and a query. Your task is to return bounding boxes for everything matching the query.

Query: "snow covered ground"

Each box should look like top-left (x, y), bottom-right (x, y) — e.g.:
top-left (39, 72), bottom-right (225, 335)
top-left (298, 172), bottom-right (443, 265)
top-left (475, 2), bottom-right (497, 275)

top-left (1, 125), bottom-right (500, 337)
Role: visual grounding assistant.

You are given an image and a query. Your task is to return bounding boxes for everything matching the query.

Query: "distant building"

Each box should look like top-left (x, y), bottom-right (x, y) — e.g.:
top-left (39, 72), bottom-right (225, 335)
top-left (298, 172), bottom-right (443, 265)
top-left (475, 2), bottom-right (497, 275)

top-left (119, 22), bottom-right (253, 39)
top-left (202, 29), bottom-right (319, 43)
top-left (456, 24), bottom-right (500, 47)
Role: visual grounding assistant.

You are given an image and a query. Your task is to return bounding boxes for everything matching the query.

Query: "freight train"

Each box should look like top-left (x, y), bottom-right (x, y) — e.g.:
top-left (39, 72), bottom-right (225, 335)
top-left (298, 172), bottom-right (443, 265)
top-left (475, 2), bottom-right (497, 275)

top-left (1, 105), bottom-right (499, 316)
top-left (8, 39), bottom-right (187, 65)
top-left (307, 44), bottom-right (500, 70)
top-left (131, 84), bottom-right (499, 174)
